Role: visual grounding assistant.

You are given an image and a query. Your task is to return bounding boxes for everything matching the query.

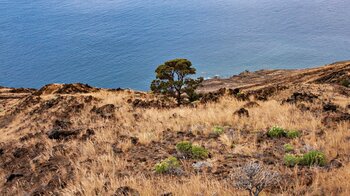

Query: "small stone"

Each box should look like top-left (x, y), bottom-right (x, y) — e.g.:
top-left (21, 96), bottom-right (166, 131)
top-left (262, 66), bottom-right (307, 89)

top-left (329, 159), bottom-right (343, 169)
top-left (323, 102), bottom-right (338, 112)
top-left (114, 186), bottom-right (140, 196)
top-left (130, 137), bottom-right (139, 144)
top-left (243, 101), bottom-right (260, 108)
top-left (6, 173), bottom-right (24, 183)
top-left (192, 161), bottom-right (212, 170)
top-left (160, 192), bottom-right (173, 196)
top-left (234, 108), bottom-right (249, 117)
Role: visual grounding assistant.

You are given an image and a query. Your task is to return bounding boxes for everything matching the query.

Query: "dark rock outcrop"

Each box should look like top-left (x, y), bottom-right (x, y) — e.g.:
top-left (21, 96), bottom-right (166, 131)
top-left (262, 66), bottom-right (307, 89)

top-left (34, 83), bottom-right (98, 96)
top-left (283, 92), bottom-right (318, 104)
top-left (323, 102), bottom-right (338, 112)
top-left (91, 104), bottom-right (116, 118)
top-left (234, 108), bottom-right (249, 117)
top-left (114, 186), bottom-right (140, 196)
top-left (243, 101), bottom-right (260, 108)
top-left (47, 129), bottom-right (80, 140)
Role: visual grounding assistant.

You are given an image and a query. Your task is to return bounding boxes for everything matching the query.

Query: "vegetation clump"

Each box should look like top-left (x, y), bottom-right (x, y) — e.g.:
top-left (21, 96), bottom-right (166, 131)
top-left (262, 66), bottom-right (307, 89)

top-left (154, 156), bottom-right (181, 174)
top-left (267, 126), bottom-right (287, 138)
top-left (191, 145), bottom-right (209, 159)
top-left (283, 144), bottom-right (294, 152)
top-left (268, 126), bottom-right (301, 139)
top-left (284, 150), bottom-right (326, 167)
top-left (340, 79), bottom-right (349, 87)
top-left (284, 154), bottom-right (303, 167)
top-left (301, 150), bottom-right (326, 166)
top-left (286, 130), bottom-right (300, 139)
top-left (213, 126), bottom-right (224, 135)
top-left (175, 141), bottom-right (193, 157)
top-left (176, 141), bottom-right (209, 160)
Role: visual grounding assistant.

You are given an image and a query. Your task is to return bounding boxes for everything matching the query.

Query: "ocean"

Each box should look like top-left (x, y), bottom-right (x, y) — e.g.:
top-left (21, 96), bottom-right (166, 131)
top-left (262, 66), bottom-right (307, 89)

top-left (1, 0), bottom-right (349, 90)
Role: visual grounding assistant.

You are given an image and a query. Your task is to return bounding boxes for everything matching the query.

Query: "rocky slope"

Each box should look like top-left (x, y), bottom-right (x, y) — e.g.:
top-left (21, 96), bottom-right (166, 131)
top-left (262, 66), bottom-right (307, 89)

top-left (0, 61), bottom-right (349, 195)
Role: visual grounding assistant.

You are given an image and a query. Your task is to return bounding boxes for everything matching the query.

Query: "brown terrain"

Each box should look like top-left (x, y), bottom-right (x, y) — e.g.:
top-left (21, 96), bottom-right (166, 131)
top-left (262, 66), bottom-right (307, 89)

top-left (0, 61), bottom-right (349, 195)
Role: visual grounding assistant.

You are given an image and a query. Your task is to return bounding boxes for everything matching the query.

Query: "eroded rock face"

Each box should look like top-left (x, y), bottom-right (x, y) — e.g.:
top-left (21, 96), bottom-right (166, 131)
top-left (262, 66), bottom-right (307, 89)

top-left (283, 92), bottom-right (318, 104)
top-left (131, 98), bottom-right (175, 109)
top-left (47, 128), bottom-right (95, 141)
top-left (249, 85), bottom-right (288, 101)
top-left (54, 119), bottom-right (73, 130)
top-left (34, 83), bottom-right (98, 96)
top-left (322, 112), bottom-right (350, 125)
top-left (9, 88), bottom-right (36, 94)
top-left (91, 104), bottom-right (116, 118)
top-left (313, 69), bottom-right (350, 85)
top-left (199, 88), bottom-right (227, 104)
top-left (0, 142), bottom-right (75, 195)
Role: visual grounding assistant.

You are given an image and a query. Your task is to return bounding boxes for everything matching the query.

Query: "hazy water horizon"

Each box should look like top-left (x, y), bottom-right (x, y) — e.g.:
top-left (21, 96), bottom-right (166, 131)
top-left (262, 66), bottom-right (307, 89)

top-left (1, 0), bottom-right (349, 90)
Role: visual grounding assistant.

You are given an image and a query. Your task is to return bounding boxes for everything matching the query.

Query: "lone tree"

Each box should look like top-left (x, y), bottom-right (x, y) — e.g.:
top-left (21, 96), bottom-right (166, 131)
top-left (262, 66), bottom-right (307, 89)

top-left (150, 59), bottom-right (203, 105)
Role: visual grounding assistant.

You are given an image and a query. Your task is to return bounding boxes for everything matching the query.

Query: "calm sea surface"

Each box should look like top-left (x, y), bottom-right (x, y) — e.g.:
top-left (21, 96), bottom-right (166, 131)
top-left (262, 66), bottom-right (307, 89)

top-left (1, 0), bottom-right (349, 90)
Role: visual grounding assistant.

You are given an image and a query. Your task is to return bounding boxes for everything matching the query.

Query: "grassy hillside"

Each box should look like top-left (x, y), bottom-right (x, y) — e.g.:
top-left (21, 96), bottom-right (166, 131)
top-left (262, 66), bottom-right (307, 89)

top-left (0, 61), bottom-right (349, 195)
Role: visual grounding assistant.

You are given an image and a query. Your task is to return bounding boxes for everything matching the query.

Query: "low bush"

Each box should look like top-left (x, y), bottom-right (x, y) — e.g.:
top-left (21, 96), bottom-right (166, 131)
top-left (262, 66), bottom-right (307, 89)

top-left (287, 130), bottom-right (300, 139)
top-left (284, 154), bottom-right (302, 167)
top-left (213, 126), bottom-right (224, 135)
top-left (284, 150), bottom-right (326, 167)
top-left (284, 144), bottom-right (294, 152)
top-left (340, 79), bottom-right (349, 87)
top-left (191, 145), bottom-right (209, 159)
top-left (301, 150), bottom-right (326, 166)
top-left (176, 141), bottom-right (209, 160)
top-left (234, 162), bottom-right (280, 196)
top-left (176, 141), bottom-right (192, 157)
top-left (268, 126), bottom-right (301, 139)
top-left (154, 156), bottom-right (181, 174)
top-left (267, 126), bottom-right (287, 138)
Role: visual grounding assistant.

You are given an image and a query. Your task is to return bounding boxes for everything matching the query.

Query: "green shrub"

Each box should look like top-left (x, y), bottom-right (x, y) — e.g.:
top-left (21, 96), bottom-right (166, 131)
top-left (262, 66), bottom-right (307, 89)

top-left (340, 79), bottom-right (349, 87)
top-left (176, 141), bottom-right (209, 159)
top-left (213, 126), bottom-right (224, 135)
top-left (284, 154), bottom-right (302, 167)
top-left (154, 156), bottom-right (181, 174)
top-left (301, 150), bottom-right (326, 166)
top-left (267, 126), bottom-right (287, 138)
top-left (284, 144), bottom-right (294, 152)
top-left (287, 130), bottom-right (300, 139)
top-left (191, 145), bottom-right (209, 159)
top-left (284, 151), bottom-right (326, 167)
top-left (176, 141), bottom-right (193, 156)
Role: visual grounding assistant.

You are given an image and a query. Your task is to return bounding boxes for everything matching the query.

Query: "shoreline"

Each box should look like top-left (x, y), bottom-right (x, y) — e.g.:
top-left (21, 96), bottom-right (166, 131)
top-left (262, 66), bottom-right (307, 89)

top-left (1, 60), bottom-right (349, 92)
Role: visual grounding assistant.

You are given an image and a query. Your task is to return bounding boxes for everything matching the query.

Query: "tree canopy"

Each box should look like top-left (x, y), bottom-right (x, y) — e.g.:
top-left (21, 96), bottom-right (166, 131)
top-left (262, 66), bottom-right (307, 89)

top-left (150, 59), bottom-right (203, 105)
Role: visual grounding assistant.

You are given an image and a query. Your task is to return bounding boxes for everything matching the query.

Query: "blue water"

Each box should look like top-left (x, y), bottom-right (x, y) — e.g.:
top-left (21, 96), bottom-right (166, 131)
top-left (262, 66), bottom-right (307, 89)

top-left (1, 0), bottom-right (349, 90)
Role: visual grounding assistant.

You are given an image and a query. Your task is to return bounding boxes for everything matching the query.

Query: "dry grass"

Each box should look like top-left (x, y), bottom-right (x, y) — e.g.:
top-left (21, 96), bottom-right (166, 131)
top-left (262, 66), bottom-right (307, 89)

top-left (0, 89), bottom-right (349, 195)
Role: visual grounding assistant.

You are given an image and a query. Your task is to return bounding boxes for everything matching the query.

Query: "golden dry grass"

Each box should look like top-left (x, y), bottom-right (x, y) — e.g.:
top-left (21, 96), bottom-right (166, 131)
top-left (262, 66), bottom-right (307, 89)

top-left (0, 89), bottom-right (349, 195)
